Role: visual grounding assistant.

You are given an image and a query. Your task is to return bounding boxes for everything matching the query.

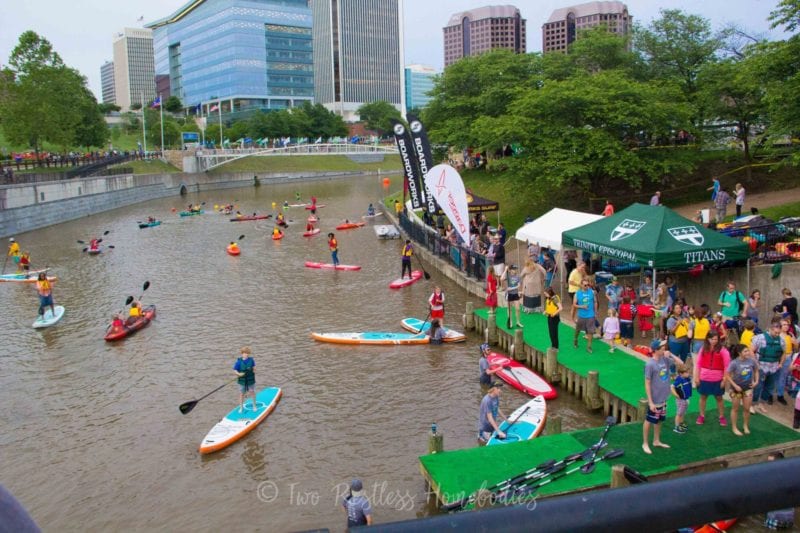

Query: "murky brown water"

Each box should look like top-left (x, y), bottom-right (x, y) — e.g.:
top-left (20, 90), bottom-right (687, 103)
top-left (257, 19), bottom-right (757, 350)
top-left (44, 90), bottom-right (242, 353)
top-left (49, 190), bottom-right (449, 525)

top-left (0, 174), bottom-right (604, 531)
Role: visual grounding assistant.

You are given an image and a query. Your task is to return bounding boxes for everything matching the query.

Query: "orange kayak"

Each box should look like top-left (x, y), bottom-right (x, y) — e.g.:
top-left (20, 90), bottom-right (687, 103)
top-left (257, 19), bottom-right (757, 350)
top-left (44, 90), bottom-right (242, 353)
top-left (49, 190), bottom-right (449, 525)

top-left (226, 245), bottom-right (241, 256)
top-left (335, 222), bottom-right (365, 230)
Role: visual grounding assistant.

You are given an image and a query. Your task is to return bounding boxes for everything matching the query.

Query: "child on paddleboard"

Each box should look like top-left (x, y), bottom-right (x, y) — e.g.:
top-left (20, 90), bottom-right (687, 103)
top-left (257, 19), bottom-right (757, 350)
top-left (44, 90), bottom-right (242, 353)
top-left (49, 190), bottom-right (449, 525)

top-left (328, 233), bottom-right (339, 266)
top-left (35, 272), bottom-right (55, 318)
top-left (233, 347), bottom-right (257, 413)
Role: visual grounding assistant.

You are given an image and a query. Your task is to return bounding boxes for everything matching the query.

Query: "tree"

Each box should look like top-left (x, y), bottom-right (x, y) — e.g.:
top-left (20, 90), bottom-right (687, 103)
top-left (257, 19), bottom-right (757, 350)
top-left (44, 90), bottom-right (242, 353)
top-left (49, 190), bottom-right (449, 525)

top-left (74, 87), bottom-right (109, 149)
top-left (164, 95), bottom-right (183, 113)
top-left (769, 0), bottom-right (800, 33)
top-left (130, 102), bottom-right (142, 111)
top-left (356, 100), bottom-right (402, 136)
top-left (98, 102), bottom-right (121, 114)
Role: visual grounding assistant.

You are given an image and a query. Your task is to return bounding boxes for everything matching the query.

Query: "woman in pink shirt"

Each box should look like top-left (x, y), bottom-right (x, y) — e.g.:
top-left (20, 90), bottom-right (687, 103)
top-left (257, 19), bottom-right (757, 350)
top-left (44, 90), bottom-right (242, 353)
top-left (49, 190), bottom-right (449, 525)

top-left (693, 332), bottom-right (731, 426)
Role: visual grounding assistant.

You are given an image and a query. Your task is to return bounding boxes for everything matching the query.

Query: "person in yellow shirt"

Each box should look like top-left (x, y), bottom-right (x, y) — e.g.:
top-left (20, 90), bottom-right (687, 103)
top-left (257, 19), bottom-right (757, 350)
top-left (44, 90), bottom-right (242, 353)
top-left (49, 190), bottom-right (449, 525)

top-left (567, 261), bottom-right (586, 298)
top-left (35, 272), bottom-right (55, 318)
top-left (739, 320), bottom-right (757, 350)
top-left (7, 237), bottom-right (21, 268)
top-left (127, 301), bottom-right (142, 325)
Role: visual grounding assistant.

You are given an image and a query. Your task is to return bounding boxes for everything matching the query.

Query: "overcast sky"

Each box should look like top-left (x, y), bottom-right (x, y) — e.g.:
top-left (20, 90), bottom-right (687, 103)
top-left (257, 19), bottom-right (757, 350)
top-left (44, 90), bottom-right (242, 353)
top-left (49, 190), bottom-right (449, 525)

top-left (0, 0), bottom-right (790, 99)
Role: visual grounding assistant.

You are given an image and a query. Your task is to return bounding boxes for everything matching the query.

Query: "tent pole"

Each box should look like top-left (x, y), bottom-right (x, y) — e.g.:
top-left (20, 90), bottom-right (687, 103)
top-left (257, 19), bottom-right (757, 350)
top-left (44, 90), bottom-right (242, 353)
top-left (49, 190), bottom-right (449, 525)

top-left (746, 259), bottom-right (750, 296)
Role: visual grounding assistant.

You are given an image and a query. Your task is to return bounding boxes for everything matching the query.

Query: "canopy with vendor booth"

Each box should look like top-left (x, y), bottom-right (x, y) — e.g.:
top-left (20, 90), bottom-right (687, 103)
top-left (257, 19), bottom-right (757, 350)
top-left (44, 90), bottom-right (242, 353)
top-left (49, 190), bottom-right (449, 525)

top-left (515, 208), bottom-right (604, 251)
top-left (435, 189), bottom-right (498, 215)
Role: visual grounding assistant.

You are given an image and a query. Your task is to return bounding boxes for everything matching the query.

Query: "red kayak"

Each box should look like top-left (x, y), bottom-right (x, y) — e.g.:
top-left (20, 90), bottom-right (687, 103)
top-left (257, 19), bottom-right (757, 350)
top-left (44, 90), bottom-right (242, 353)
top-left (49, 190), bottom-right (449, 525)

top-left (226, 244), bottom-right (241, 256)
top-left (303, 228), bottom-right (321, 237)
top-left (104, 305), bottom-right (156, 341)
top-left (230, 215), bottom-right (271, 222)
top-left (487, 352), bottom-right (558, 400)
top-left (304, 261), bottom-right (361, 271)
top-left (389, 270), bottom-right (422, 289)
top-left (305, 204), bottom-right (325, 210)
top-left (335, 221), bottom-right (365, 230)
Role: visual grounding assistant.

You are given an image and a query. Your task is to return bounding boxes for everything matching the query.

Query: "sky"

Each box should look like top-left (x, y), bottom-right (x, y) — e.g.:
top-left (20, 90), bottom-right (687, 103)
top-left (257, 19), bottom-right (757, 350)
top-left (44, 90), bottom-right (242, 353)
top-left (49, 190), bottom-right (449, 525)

top-left (0, 0), bottom-right (790, 100)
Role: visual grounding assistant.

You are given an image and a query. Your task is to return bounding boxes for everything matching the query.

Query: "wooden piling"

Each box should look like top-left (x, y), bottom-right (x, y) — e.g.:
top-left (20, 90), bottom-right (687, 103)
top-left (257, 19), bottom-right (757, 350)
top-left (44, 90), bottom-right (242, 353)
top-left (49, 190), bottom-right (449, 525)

top-left (474, 489), bottom-right (494, 510)
top-left (637, 398), bottom-right (648, 422)
top-left (465, 302), bottom-right (475, 330)
top-left (610, 464), bottom-right (630, 488)
top-left (487, 310), bottom-right (497, 344)
top-left (586, 371), bottom-right (602, 410)
top-left (428, 432), bottom-right (444, 455)
top-left (546, 415), bottom-right (562, 435)
top-left (513, 329), bottom-right (525, 361)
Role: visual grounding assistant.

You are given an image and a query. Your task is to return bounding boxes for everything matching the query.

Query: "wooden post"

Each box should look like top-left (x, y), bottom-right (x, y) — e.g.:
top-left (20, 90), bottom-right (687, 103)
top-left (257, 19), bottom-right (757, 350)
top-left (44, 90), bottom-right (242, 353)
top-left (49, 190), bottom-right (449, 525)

top-left (545, 348), bottom-right (560, 383)
top-left (512, 329), bottom-right (525, 361)
top-left (610, 464), bottom-right (630, 488)
top-left (546, 415), bottom-right (562, 435)
top-left (428, 429), bottom-right (444, 454)
top-left (487, 310), bottom-right (498, 344)
top-left (586, 370), bottom-right (602, 410)
top-left (637, 398), bottom-right (648, 422)
top-left (465, 302), bottom-right (475, 330)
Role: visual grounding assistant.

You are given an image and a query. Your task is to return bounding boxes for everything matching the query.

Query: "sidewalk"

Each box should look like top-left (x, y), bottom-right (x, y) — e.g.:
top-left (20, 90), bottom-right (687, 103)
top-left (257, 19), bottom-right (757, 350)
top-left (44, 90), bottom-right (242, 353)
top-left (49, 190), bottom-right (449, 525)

top-left (671, 186), bottom-right (800, 219)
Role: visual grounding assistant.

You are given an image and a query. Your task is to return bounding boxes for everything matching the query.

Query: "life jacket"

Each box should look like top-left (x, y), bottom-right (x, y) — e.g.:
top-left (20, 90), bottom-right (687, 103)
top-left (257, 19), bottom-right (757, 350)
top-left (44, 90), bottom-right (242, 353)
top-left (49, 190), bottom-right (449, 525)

top-left (618, 303), bottom-right (636, 321)
top-left (759, 333), bottom-right (783, 363)
top-left (698, 348), bottom-right (725, 371)
top-left (402, 244), bottom-right (413, 258)
top-left (692, 318), bottom-right (710, 340)
top-left (545, 296), bottom-right (560, 317)
top-left (430, 292), bottom-right (444, 311)
top-left (36, 280), bottom-right (51, 294)
top-left (130, 306), bottom-right (141, 318)
top-left (236, 357), bottom-right (255, 385)
top-left (329, 238), bottom-right (337, 251)
top-left (672, 317), bottom-right (689, 339)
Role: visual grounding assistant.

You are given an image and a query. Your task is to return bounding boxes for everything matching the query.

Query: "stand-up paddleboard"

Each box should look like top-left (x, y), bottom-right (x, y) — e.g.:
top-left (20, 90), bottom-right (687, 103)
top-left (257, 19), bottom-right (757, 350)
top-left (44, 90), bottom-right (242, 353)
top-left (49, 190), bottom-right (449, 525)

top-left (311, 331), bottom-right (429, 345)
top-left (304, 204), bottom-right (325, 210)
top-left (226, 245), bottom-right (241, 256)
top-left (32, 305), bottom-right (65, 329)
top-left (303, 228), bottom-right (321, 237)
top-left (362, 212), bottom-right (383, 219)
top-left (400, 317), bottom-right (467, 342)
top-left (304, 261), bottom-right (361, 271)
top-left (288, 203), bottom-right (306, 208)
top-left (335, 221), bottom-right (365, 230)
top-left (486, 396), bottom-right (547, 445)
top-left (389, 270), bottom-right (423, 289)
top-left (0, 270), bottom-right (56, 284)
top-left (230, 215), bottom-right (270, 222)
top-left (199, 387), bottom-right (282, 454)
top-left (487, 352), bottom-right (558, 400)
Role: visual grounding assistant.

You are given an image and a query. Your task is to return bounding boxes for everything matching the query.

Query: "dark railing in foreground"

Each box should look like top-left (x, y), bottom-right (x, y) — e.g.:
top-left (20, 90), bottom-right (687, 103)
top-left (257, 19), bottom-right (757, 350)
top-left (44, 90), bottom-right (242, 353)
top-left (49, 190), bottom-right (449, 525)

top-left (357, 457), bottom-right (800, 532)
top-left (398, 211), bottom-right (489, 281)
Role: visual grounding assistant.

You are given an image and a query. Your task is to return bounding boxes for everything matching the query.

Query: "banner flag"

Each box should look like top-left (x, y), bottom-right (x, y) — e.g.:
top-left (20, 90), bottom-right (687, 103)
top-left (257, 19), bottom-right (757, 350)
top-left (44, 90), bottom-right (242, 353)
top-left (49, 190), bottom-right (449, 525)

top-left (424, 164), bottom-right (470, 245)
top-left (391, 119), bottom-right (424, 209)
top-left (406, 114), bottom-right (438, 215)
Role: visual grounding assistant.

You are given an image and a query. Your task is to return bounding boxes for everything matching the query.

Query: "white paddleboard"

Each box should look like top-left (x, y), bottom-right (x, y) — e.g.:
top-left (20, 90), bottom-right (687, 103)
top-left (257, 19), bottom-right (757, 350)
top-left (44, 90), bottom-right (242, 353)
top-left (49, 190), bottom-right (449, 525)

top-left (33, 305), bottom-right (65, 329)
top-left (487, 396), bottom-right (547, 445)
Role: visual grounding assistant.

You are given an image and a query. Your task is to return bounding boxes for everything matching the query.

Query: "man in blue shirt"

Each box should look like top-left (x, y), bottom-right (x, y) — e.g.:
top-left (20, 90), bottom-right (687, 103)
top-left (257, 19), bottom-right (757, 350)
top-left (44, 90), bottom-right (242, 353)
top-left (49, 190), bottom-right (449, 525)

top-left (342, 479), bottom-right (373, 527)
top-left (572, 279), bottom-right (598, 353)
top-left (478, 382), bottom-right (506, 443)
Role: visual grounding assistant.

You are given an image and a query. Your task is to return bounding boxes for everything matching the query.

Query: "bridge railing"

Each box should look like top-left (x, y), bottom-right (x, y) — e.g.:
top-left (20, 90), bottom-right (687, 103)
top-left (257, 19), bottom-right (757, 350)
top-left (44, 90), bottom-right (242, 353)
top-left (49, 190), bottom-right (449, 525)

top-left (196, 143), bottom-right (398, 171)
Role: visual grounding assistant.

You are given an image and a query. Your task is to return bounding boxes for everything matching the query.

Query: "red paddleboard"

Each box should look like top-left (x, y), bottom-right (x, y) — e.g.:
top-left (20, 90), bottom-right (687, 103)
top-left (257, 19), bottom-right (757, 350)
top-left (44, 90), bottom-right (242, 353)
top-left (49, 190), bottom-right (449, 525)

top-left (304, 261), bottom-right (361, 271)
top-left (303, 228), bottom-right (321, 237)
top-left (487, 352), bottom-right (558, 400)
top-left (389, 270), bottom-right (422, 289)
top-left (226, 245), bottom-right (241, 256)
top-left (694, 519), bottom-right (737, 533)
top-left (335, 222), bottom-right (365, 230)
top-left (305, 204), bottom-right (326, 210)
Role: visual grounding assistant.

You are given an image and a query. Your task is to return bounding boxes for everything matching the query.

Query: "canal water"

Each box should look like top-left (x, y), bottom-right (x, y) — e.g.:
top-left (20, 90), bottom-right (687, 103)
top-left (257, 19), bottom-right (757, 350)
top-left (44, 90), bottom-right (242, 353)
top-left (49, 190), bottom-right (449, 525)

top-left (0, 174), bottom-right (604, 531)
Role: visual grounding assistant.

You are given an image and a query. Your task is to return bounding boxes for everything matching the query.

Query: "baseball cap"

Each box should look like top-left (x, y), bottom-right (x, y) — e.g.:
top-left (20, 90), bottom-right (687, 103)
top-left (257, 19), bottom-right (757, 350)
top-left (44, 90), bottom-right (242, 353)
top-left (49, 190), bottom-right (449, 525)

top-left (490, 381), bottom-right (504, 389)
top-left (480, 343), bottom-right (490, 353)
top-left (350, 479), bottom-right (363, 496)
top-left (715, 311), bottom-right (722, 317)
top-left (9, 237), bottom-right (14, 242)
top-left (650, 339), bottom-right (667, 351)
top-left (611, 276), bottom-right (618, 281)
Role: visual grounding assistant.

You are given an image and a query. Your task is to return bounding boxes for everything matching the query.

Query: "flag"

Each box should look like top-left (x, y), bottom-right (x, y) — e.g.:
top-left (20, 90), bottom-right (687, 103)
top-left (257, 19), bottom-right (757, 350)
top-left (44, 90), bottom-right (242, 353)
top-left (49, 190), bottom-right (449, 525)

top-left (424, 164), bottom-right (470, 245)
top-left (209, 104), bottom-right (219, 112)
top-left (314, 136), bottom-right (322, 144)
top-left (150, 96), bottom-right (161, 108)
top-left (391, 119), bottom-right (425, 210)
top-left (406, 115), bottom-right (438, 215)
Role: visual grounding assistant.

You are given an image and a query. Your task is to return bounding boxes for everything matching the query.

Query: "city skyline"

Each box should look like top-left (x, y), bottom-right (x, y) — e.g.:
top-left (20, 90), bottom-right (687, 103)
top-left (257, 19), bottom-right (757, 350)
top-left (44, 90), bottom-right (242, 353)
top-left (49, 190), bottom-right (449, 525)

top-left (0, 0), bottom-right (792, 101)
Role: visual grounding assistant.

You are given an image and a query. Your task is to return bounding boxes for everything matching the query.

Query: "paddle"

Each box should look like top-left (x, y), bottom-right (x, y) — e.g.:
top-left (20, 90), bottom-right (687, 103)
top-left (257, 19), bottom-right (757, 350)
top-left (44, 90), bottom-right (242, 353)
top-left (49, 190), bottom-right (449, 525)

top-left (179, 377), bottom-right (238, 415)
top-left (2, 253), bottom-right (8, 275)
top-left (493, 404), bottom-right (531, 441)
top-left (580, 416), bottom-right (617, 474)
top-left (77, 230), bottom-right (110, 245)
top-left (416, 310), bottom-right (432, 334)
top-left (415, 254), bottom-right (431, 280)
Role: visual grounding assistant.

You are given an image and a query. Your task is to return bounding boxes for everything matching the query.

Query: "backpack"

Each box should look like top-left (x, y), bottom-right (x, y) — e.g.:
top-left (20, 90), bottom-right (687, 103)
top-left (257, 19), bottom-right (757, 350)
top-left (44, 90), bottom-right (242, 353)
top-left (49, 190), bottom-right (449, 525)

top-left (719, 291), bottom-right (745, 313)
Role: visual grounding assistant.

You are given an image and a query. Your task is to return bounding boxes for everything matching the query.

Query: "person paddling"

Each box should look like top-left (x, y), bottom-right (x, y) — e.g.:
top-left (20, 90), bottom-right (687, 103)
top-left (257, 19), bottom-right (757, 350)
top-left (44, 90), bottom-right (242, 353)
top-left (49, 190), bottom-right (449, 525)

top-left (89, 238), bottom-right (100, 252)
top-left (272, 227), bottom-right (283, 239)
top-left (127, 301), bottom-right (143, 325)
top-left (233, 347), bottom-right (257, 413)
top-left (306, 209), bottom-right (317, 232)
top-left (401, 240), bottom-right (414, 279)
top-left (7, 237), bottom-right (21, 269)
top-left (276, 212), bottom-right (287, 227)
top-left (367, 203), bottom-right (375, 216)
top-left (35, 272), bottom-right (55, 318)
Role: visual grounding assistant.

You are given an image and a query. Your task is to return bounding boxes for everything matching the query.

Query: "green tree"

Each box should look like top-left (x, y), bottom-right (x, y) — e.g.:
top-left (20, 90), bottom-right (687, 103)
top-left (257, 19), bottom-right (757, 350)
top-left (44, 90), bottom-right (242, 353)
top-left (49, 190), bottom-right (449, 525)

top-left (98, 102), bottom-right (121, 114)
top-left (356, 100), bottom-right (402, 136)
top-left (164, 95), bottom-right (183, 113)
top-left (74, 88), bottom-right (109, 149)
top-left (769, 0), bottom-right (800, 32)
top-left (130, 102), bottom-right (142, 111)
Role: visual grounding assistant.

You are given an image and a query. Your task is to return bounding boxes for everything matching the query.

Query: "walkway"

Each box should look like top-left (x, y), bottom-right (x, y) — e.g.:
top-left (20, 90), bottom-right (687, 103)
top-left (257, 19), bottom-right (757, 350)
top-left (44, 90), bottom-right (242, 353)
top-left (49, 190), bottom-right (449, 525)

top-left (672, 186), bottom-right (800, 218)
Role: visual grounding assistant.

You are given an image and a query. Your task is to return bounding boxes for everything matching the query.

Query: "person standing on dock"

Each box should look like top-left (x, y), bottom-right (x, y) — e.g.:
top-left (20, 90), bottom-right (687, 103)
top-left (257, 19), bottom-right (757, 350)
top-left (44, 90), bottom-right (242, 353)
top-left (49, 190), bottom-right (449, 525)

top-left (572, 279), bottom-right (598, 353)
top-left (478, 382), bottom-right (506, 443)
top-left (544, 287), bottom-right (562, 350)
top-left (643, 340), bottom-right (682, 454)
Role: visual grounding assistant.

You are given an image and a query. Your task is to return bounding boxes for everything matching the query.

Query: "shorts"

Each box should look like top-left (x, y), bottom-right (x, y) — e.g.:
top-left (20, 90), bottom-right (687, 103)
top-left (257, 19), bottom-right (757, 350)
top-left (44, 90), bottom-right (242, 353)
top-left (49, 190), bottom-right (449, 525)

top-left (507, 293), bottom-right (520, 302)
top-left (646, 404), bottom-right (666, 424)
top-left (430, 309), bottom-right (444, 319)
top-left (493, 263), bottom-right (505, 276)
top-left (12, 255), bottom-right (20, 264)
top-left (239, 382), bottom-right (255, 394)
top-left (576, 317), bottom-right (596, 334)
top-left (522, 295), bottom-right (541, 312)
top-left (620, 321), bottom-right (634, 339)
top-left (676, 398), bottom-right (688, 417)
top-left (730, 388), bottom-right (753, 399)
top-left (698, 380), bottom-right (724, 397)
top-left (39, 294), bottom-right (53, 307)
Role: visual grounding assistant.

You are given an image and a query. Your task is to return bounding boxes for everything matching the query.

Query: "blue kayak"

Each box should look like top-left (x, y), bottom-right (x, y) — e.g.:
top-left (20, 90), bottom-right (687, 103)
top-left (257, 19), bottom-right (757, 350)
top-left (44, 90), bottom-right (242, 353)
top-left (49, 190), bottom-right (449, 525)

top-left (138, 220), bottom-right (162, 228)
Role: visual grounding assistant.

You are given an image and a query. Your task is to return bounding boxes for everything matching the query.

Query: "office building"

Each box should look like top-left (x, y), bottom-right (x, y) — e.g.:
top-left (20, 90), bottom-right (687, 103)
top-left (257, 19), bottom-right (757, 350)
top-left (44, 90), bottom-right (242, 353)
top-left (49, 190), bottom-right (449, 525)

top-left (311, 0), bottom-right (404, 121)
top-left (100, 61), bottom-right (116, 105)
top-left (112, 28), bottom-right (156, 111)
top-left (404, 64), bottom-right (437, 113)
top-left (155, 75), bottom-right (171, 100)
top-left (543, 1), bottom-right (631, 53)
top-left (147, 0), bottom-right (313, 118)
top-left (443, 5), bottom-right (526, 68)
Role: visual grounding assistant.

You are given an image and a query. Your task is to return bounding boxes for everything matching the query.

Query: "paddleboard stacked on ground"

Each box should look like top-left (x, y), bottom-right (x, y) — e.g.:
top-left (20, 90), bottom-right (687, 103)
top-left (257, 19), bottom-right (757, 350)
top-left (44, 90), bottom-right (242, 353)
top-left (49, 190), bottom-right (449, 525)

top-left (486, 395), bottom-right (547, 445)
top-left (487, 352), bottom-right (558, 399)
top-left (374, 225), bottom-right (400, 239)
top-left (199, 387), bottom-right (282, 454)
top-left (400, 317), bottom-right (467, 342)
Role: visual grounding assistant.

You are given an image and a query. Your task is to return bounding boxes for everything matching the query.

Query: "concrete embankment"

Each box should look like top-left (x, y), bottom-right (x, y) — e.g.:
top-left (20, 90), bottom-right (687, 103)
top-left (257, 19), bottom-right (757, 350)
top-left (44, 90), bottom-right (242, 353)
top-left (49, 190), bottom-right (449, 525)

top-left (0, 169), bottom-right (399, 237)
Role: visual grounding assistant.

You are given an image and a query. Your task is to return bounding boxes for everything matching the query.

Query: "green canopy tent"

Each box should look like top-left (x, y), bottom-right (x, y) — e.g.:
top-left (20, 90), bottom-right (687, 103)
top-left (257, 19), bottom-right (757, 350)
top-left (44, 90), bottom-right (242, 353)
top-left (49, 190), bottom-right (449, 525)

top-left (562, 203), bottom-right (752, 296)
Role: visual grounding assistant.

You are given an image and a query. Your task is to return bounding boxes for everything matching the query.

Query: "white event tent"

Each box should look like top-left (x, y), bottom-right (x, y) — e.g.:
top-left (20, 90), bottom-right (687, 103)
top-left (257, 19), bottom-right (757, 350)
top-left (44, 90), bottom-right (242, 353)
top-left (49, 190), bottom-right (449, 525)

top-left (514, 208), bottom-right (603, 249)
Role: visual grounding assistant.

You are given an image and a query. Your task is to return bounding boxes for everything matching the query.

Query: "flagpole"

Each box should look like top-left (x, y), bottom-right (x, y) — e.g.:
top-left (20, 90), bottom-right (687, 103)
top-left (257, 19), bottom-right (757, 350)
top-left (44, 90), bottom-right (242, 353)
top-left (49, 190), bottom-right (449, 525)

top-left (159, 93), bottom-right (164, 152)
top-left (140, 92), bottom-right (147, 158)
top-left (218, 103), bottom-right (223, 147)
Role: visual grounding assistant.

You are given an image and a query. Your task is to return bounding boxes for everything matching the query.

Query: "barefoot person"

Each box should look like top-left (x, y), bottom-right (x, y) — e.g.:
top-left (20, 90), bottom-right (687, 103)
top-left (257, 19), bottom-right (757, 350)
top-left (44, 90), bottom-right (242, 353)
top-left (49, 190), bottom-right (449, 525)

top-left (35, 272), bottom-right (55, 318)
top-left (643, 339), bottom-right (682, 454)
top-left (233, 347), bottom-right (256, 413)
top-left (693, 332), bottom-right (731, 426)
top-left (726, 345), bottom-right (758, 436)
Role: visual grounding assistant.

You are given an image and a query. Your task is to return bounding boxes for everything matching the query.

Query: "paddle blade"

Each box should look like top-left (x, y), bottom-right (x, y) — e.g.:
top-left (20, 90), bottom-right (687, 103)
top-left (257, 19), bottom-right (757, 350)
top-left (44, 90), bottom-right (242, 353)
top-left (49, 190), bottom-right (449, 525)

top-left (605, 416), bottom-right (617, 426)
top-left (142, 281), bottom-right (150, 292)
top-left (623, 466), bottom-right (649, 485)
top-left (239, 235), bottom-right (245, 240)
top-left (97, 239), bottom-right (103, 244)
top-left (125, 296), bottom-right (134, 306)
top-left (423, 271), bottom-right (431, 280)
top-left (179, 400), bottom-right (198, 415)
top-left (77, 240), bottom-right (85, 244)
top-left (82, 248), bottom-right (88, 252)
top-left (107, 245), bottom-right (115, 249)
top-left (103, 230), bottom-right (110, 235)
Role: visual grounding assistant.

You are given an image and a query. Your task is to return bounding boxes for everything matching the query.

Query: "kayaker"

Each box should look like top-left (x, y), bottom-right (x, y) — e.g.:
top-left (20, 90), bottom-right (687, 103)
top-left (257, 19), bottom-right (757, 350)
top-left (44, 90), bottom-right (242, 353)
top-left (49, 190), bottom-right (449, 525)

top-left (89, 238), bottom-right (100, 252)
top-left (276, 212), bottom-right (287, 227)
top-left (109, 314), bottom-right (125, 336)
top-left (429, 286), bottom-right (445, 329)
top-left (147, 216), bottom-right (156, 223)
top-left (127, 301), bottom-right (142, 325)
top-left (35, 272), bottom-right (55, 318)
top-left (295, 191), bottom-right (301, 202)
top-left (229, 241), bottom-right (239, 253)
top-left (367, 203), bottom-right (375, 216)
top-left (478, 343), bottom-right (502, 386)
top-left (272, 227), bottom-right (283, 239)
top-left (233, 347), bottom-right (257, 413)
top-left (7, 237), bottom-right (20, 267)
top-left (283, 201), bottom-right (289, 208)
top-left (342, 479), bottom-right (373, 527)
top-left (328, 233), bottom-right (339, 266)
top-left (429, 319), bottom-right (445, 344)
top-left (236, 211), bottom-right (243, 218)
top-left (478, 382), bottom-right (506, 443)
top-left (401, 240), bottom-right (413, 279)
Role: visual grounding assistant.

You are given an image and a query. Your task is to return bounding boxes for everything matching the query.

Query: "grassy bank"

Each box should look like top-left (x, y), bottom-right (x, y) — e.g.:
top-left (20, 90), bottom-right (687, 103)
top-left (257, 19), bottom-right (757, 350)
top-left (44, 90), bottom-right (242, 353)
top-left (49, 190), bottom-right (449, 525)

top-left (110, 159), bottom-right (180, 175)
top-left (208, 154), bottom-right (402, 174)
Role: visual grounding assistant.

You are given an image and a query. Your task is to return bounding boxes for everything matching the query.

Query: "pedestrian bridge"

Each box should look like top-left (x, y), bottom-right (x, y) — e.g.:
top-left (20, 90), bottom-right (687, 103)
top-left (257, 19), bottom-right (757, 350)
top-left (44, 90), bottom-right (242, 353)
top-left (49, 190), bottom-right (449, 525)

top-left (195, 143), bottom-right (398, 172)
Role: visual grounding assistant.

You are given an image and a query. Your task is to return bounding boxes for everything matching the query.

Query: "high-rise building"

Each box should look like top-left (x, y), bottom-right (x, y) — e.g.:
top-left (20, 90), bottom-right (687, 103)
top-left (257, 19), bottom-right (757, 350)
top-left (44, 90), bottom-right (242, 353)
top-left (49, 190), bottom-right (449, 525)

top-left (112, 28), bottom-right (156, 111)
top-left (404, 64), bottom-right (437, 113)
top-left (311, 0), bottom-right (404, 121)
top-left (100, 61), bottom-right (116, 105)
top-left (542, 1), bottom-right (631, 53)
top-left (443, 5), bottom-right (526, 68)
top-left (147, 0), bottom-right (313, 118)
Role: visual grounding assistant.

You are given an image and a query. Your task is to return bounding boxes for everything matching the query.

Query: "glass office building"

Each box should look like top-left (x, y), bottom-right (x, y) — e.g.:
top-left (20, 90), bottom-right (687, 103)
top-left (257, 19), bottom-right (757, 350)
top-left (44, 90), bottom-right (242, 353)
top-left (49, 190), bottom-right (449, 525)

top-left (147, 0), bottom-right (313, 116)
top-left (404, 64), bottom-right (437, 113)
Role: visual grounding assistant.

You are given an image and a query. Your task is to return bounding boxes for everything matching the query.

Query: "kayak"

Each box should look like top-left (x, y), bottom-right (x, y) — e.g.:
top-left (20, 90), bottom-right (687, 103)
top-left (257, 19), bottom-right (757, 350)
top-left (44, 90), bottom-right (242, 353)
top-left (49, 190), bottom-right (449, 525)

top-left (0, 270), bottom-right (56, 284)
top-left (400, 317), bottom-right (467, 342)
top-left (486, 396), bottom-right (547, 445)
top-left (199, 386), bottom-right (282, 454)
top-left (179, 210), bottom-right (204, 217)
top-left (32, 305), bottom-right (66, 329)
top-left (226, 245), bottom-right (241, 256)
top-left (303, 228), bottom-right (321, 237)
top-left (487, 352), bottom-right (558, 400)
top-left (230, 215), bottom-right (271, 222)
top-left (335, 222), bottom-right (365, 230)
top-left (271, 232), bottom-right (284, 240)
top-left (389, 270), bottom-right (423, 289)
top-left (304, 261), bottom-right (361, 271)
top-left (87, 248), bottom-right (102, 255)
top-left (138, 221), bottom-right (162, 228)
top-left (305, 204), bottom-right (325, 210)
top-left (694, 519), bottom-right (737, 533)
top-left (104, 304), bottom-right (156, 341)
top-left (311, 331), bottom-right (430, 345)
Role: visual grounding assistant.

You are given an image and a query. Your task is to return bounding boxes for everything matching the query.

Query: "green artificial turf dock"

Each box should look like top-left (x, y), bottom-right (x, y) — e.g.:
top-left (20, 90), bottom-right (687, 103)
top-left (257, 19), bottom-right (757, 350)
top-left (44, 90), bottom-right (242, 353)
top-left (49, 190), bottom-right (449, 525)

top-left (420, 308), bottom-right (800, 505)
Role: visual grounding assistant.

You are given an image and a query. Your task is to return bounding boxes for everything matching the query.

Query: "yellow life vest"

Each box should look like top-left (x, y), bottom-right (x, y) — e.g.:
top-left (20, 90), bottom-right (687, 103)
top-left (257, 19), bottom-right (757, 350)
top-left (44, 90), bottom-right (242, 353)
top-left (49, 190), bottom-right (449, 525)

top-left (692, 318), bottom-right (710, 340)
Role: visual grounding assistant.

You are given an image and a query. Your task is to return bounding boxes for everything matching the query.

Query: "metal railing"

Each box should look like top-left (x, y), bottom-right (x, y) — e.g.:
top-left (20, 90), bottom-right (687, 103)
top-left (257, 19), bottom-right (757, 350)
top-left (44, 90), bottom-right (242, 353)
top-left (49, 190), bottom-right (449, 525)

top-left (196, 143), bottom-right (398, 171)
